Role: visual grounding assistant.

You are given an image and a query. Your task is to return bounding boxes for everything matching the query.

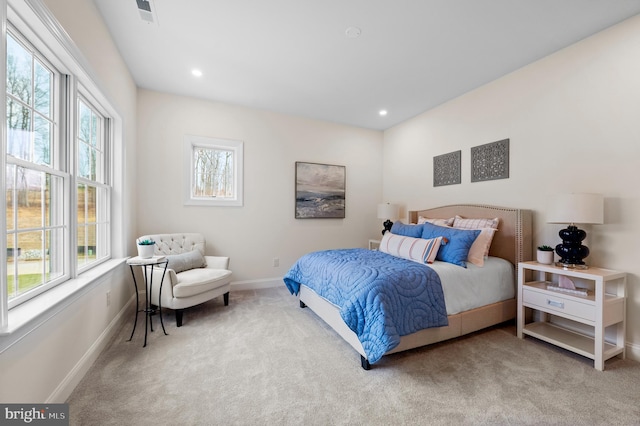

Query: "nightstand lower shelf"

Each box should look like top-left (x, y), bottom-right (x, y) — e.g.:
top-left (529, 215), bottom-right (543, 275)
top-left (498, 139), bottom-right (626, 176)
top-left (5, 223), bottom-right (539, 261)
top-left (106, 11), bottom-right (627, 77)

top-left (523, 322), bottom-right (623, 361)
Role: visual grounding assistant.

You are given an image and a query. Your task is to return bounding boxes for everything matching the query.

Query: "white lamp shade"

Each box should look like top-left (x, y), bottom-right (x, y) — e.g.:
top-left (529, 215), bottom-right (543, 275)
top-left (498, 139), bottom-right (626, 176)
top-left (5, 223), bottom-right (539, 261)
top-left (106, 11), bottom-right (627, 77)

top-left (548, 193), bottom-right (604, 225)
top-left (377, 203), bottom-right (399, 220)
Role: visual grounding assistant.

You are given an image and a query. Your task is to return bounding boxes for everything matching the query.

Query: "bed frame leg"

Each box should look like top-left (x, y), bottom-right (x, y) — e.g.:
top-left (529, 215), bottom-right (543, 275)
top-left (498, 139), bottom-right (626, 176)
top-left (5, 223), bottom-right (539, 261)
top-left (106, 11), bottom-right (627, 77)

top-left (299, 300), bottom-right (307, 308)
top-left (360, 355), bottom-right (371, 370)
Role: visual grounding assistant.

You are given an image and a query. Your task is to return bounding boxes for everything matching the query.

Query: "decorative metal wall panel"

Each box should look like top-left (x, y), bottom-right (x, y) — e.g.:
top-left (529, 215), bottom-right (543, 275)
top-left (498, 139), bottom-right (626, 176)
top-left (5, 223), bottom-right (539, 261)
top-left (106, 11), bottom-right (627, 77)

top-left (471, 139), bottom-right (509, 182)
top-left (433, 150), bottom-right (461, 187)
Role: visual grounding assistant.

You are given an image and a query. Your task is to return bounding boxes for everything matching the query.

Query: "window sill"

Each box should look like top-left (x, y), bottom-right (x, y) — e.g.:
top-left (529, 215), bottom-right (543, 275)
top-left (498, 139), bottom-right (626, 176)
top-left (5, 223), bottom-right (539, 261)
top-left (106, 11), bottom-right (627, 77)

top-left (0, 258), bottom-right (128, 352)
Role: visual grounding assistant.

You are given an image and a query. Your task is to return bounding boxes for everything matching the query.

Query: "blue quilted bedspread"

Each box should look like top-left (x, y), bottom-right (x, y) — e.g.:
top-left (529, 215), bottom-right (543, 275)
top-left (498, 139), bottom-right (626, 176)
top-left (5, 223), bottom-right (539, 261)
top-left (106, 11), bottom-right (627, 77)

top-left (283, 248), bottom-right (448, 364)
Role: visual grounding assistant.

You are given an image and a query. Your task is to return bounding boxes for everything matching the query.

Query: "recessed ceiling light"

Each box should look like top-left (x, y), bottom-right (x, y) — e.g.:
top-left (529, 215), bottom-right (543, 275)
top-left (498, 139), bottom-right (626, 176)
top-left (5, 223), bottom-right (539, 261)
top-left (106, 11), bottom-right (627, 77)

top-left (345, 26), bottom-right (361, 38)
top-left (379, 110), bottom-right (388, 116)
top-left (191, 69), bottom-right (203, 77)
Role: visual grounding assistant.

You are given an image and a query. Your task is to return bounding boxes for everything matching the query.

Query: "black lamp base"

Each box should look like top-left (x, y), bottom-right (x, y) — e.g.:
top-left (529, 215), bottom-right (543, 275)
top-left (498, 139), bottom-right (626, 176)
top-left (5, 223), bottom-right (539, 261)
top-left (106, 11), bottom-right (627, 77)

top-left (555, 224), bottom-right (590, 268)
top-left (381, 220), bottom-right (394, 235)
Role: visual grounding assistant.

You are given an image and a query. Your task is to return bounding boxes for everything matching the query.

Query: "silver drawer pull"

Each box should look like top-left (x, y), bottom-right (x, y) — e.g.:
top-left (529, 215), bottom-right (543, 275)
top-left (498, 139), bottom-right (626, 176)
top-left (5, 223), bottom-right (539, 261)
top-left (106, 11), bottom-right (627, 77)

top-left (547, 299), bottom-right (564, 309)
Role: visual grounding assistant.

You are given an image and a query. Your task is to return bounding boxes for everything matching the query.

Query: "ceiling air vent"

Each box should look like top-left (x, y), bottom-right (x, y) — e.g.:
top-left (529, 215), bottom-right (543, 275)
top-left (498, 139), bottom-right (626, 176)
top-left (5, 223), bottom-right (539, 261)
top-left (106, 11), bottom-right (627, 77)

top-left (136, 0), bottom-right (156, 24)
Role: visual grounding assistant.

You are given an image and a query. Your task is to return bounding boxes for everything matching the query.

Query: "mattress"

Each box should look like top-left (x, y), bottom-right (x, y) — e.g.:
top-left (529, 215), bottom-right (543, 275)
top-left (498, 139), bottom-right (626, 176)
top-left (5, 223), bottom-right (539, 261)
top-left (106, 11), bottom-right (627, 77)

top-left (429, 256), bottom-right (515, 315)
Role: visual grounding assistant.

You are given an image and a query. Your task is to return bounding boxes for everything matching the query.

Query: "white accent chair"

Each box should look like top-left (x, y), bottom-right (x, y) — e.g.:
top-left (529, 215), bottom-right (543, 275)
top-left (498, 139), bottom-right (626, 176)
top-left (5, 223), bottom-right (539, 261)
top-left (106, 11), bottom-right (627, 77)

top-left (138, 233), bottom-right (232, 327)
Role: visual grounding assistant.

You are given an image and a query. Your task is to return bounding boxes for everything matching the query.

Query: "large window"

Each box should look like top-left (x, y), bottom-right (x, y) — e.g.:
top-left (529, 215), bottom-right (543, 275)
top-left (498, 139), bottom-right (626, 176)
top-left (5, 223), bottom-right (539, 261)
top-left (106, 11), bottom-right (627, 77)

top-left (76, 97), bottom-right (110, 270)
top-left (183, 135), bottom-right (243, 207)
top-left (4, 26), bottom-right (112, 308)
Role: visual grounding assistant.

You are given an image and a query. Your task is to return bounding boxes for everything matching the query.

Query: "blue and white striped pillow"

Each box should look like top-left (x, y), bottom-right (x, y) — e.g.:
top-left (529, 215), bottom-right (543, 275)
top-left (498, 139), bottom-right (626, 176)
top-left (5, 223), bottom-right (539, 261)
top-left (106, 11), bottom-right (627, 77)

top-left (379, 232), bottom-right (443, 264)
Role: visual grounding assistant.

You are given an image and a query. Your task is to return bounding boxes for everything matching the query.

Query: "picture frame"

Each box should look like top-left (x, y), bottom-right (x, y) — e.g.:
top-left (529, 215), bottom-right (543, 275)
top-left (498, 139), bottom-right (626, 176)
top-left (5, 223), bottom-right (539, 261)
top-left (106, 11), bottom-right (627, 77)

top-left (295, 162), bottom-right (345, 219)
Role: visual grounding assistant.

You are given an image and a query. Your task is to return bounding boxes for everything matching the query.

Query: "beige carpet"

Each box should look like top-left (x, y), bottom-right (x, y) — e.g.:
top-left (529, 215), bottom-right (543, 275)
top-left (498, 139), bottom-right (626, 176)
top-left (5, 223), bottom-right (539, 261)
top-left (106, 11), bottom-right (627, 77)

top-left (67, 287), bottom-right (640, 425)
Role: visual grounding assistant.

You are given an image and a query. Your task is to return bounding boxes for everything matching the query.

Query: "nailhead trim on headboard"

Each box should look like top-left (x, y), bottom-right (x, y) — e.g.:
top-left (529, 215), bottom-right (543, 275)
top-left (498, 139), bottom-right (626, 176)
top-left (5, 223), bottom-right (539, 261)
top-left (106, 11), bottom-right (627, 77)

top-left (408, 204), bottom-right (532, 268)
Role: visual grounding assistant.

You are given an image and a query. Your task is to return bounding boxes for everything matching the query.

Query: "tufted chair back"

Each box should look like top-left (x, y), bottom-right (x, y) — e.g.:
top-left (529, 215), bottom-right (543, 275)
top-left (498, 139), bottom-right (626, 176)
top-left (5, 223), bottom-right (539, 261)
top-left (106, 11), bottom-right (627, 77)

top-left (139, 233), bottom-right (206, 256)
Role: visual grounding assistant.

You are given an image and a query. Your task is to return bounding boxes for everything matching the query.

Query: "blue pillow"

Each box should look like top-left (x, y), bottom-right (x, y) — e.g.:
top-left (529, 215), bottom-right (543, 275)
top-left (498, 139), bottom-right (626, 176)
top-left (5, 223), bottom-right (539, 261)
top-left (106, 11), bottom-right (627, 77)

top-left (420, 222), bottom-right (480, 268)
top-left (390, 222), bottom-right (424, 238)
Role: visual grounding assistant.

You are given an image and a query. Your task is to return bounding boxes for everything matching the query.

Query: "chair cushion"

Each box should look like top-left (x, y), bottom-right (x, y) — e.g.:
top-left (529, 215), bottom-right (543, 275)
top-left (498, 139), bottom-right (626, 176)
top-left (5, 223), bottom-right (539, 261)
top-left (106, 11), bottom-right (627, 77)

top-left (173, 268), bottom-right (232, 298)
top-left (165, 250), bottom-right (207, 273)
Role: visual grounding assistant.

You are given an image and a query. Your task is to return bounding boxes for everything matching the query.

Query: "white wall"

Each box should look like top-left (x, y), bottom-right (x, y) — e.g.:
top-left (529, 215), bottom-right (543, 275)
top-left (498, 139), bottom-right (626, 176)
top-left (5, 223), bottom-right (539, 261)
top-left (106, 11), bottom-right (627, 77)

top-left (383, 15), bottom-right (640, 359)
top-left (137, 90), bottom-right (383, 285)
top-left (0, 0), bottom-right (138, 402)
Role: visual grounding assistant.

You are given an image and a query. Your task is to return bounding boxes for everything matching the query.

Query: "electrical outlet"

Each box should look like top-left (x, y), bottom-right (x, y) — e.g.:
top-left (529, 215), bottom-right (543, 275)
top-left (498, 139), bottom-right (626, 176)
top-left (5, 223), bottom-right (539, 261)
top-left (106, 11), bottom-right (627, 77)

top-left (106, 290), bottom-right (111, 307)
top-left (273, 258), bottom-right (279, 267)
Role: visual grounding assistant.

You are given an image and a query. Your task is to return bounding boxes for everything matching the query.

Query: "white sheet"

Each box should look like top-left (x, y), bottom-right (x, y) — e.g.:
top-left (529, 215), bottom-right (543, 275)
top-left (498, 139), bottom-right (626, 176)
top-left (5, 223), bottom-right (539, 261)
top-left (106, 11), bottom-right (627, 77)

top-left (428, 257), bottom-right (515, 315)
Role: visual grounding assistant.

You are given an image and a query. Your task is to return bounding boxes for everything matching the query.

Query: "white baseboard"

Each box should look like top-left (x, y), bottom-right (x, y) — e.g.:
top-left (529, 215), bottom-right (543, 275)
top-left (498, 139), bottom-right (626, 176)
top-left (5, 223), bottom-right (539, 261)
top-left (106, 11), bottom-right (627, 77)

top-left (47, 294), bottom-right (136, 403)
top-left (626, 341), bottom-right (640, 363)
top-left (231, 277), bottom-right (282, 291)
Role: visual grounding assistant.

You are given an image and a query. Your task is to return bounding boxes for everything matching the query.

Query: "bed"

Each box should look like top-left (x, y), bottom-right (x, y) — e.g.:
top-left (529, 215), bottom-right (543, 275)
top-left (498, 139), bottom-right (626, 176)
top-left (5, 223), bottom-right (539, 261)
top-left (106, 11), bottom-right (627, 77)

top-left (284, 204), bottom-right (532, 369)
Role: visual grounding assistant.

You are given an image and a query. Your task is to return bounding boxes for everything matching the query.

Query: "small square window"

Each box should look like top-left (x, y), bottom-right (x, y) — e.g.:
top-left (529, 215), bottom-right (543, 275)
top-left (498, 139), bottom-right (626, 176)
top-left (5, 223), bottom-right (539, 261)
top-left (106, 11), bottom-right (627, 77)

top-left (183, 135), bottom-right (243, 206)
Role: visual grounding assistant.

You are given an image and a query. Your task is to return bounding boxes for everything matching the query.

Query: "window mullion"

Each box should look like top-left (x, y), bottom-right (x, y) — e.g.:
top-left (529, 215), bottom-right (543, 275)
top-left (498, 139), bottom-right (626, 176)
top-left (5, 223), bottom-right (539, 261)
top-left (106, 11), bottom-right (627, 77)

top-left (66, 75), bottom-right (77, 278)
top-left (1, 0), bottom-right (8, 330)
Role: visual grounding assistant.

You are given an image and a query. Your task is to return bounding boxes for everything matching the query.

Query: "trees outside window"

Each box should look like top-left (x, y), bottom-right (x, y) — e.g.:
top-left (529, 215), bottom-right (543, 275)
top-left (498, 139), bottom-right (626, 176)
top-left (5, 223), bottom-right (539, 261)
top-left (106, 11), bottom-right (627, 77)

top-left (4, 28), bottom-right (112, 308)
top-left (183, 135), bottom-right (243, 207)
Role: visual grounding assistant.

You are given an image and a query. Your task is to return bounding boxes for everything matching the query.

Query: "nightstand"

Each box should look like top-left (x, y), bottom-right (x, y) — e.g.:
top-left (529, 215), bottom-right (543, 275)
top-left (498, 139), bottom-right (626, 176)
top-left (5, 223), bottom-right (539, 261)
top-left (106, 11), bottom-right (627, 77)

top-left (368, 239), bottom-right (381, 250)
top-left (517, 261), bottom-right (626, 371)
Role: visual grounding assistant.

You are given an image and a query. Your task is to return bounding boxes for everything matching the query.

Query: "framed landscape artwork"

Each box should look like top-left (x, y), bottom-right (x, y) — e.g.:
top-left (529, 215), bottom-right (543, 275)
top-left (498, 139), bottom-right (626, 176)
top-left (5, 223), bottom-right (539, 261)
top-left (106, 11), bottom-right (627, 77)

top-left (295, 162), bottom-right (346, 219)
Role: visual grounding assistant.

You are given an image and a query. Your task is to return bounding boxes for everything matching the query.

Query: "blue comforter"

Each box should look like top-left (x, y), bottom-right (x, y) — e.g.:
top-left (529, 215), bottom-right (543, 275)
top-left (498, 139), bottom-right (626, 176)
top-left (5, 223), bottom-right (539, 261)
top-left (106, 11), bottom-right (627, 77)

top-left (283, 248), bottom-right (448, 364)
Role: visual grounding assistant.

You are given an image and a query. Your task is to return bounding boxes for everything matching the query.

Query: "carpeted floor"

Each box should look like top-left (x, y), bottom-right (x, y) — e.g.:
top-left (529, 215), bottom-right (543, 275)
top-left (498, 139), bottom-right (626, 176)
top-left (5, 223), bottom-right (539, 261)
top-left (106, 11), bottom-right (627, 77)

top-left (67, 287), bottom-right (640, 425)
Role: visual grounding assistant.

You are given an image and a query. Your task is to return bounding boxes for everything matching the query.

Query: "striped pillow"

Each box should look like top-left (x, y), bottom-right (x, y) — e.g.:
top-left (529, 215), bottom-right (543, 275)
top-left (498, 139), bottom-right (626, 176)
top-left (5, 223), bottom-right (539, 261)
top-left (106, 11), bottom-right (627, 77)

top-left (453, 215), bottom-right (499, 230)
top-left (379, 232), bottom-right (443, 264)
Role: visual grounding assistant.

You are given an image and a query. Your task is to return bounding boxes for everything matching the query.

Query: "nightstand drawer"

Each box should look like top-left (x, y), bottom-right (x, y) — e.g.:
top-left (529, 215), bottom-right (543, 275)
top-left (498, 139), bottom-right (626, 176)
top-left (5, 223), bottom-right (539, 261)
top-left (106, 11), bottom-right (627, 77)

top-left (522, 287), bottom-right (594, 322)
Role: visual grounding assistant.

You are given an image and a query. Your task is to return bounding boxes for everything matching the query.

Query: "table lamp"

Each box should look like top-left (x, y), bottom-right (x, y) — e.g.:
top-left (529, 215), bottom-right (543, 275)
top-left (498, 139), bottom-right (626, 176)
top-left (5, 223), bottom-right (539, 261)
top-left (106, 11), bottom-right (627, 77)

top-left (377, 203), bottom-right (399, 235)
top-left (547, 193), bottom-right (603, 268)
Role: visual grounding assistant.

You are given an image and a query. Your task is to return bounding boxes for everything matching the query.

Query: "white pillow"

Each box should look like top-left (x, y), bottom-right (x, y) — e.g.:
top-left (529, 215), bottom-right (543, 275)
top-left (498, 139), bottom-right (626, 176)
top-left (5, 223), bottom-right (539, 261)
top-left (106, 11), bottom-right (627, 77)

top-left (417, 216), bottom-right (454, 227)
top-left (466, 228), bottom-right (497, 267)
top-left (379, 232), bottom-right (443, 264)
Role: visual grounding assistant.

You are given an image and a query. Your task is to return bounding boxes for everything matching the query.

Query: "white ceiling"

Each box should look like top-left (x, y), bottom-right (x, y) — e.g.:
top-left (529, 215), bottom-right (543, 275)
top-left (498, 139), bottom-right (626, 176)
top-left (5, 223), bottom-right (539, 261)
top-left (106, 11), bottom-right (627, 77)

top-left (94, 0), bottom-right (640, 130)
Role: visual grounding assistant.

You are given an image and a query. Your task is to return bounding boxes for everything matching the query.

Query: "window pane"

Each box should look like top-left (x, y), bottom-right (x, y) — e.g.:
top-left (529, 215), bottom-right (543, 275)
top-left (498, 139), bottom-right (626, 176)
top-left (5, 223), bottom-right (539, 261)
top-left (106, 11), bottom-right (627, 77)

top-left (16, 168), bottom-right (44, 230)
top-left (6, 167), bottom-right (63, 301)
top-left (33, 114), bottom-right (52, 165)
top-left (91, 113), bottom-right (98, 146)
top-left (78, 142), bottom-right (90, 178)
top-left (6, 164), bottom-right (15, 231)
top-left (192, 147), bottom-right (234, 198)
top-left (86, 185), bottom-right (96, 222)
top-left (34, 60), bottom-right (52, 118)
top-left (46, 228), bottom-right (64, 281)
top-left (77, 100), bottom-right (102, 181)
top-left (13, 231), bottom-right (45, 298)
top-left (6, 34), bottom-right (33, 105)
top-left (77, 182), bottom-right (85, 221)
top-left (77, 183), bottom-right (101, 269)
top-left (77, 183), bottom-right (93, 227)
top-left (78, 101), bottom-right (91, 144)
top-left (7, 98), bottom-right (32, 160)
top-left (77, 224), bottom-right (96, 268)
top-left (90, 148), bottom-right (97, 181)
